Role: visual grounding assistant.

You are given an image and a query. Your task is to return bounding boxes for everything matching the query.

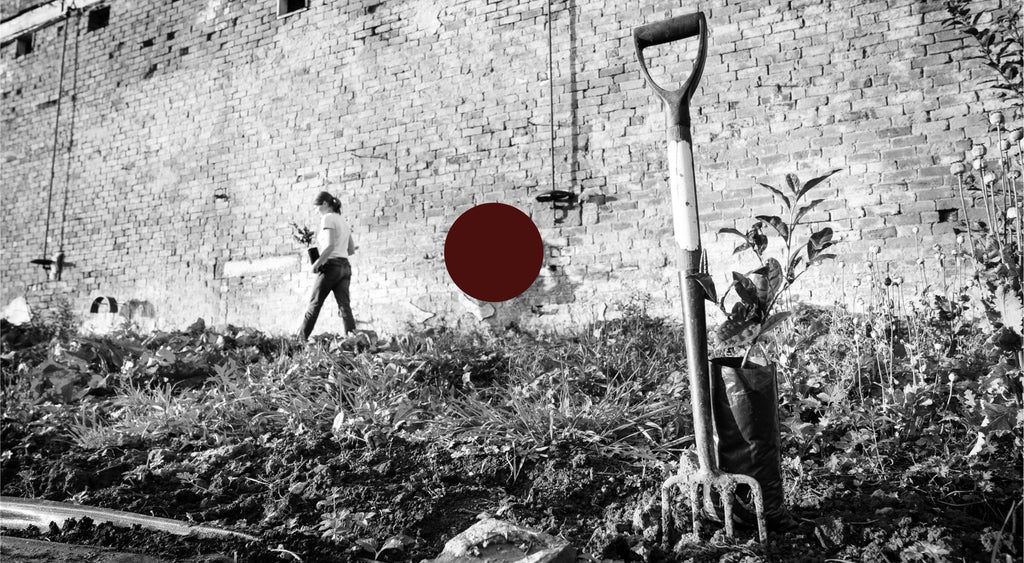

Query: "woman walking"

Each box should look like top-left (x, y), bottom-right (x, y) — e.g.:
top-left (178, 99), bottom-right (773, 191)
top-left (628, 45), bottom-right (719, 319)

top-left (299, 191), bottom-right (356, 341)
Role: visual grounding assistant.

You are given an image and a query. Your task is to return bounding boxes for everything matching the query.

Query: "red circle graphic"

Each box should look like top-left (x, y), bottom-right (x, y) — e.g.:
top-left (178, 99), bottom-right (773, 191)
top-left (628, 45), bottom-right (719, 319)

top-left (444, 203), bottom-right (544, 302)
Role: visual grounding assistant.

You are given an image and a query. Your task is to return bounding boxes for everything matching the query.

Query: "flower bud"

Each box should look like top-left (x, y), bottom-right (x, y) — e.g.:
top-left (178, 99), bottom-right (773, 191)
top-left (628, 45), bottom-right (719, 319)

top-left (972, 144), bottom-right (987, 157)
top-left (973, 158), bottom-right (985, 170)
top-left (865, 261), bottom-right (874, 270)
top-left (1001, 139), bottom-right (1012, 152)
top-left (838, 261), bottom-right (846, 269)
top-left (950, 162), bottom-right (966, 176)
top-left (894, 276), bottom-right (903, 285)
top-left (884, 276), bottom-right (892, 286)
top-left (990, 112), bottom-right (1004, 126)
top-left (983, 171), bottom-right (997, 185)
top-left (912, 226), bottom-right (920, 235)
top-left (948, 373), bottom-right (957, 383)
top-left (956, 235), bottom-right (965, 245)
top-left (870, 245), bottom-right (881, 255)
top-left (916, 257), bottom-right (925, 265)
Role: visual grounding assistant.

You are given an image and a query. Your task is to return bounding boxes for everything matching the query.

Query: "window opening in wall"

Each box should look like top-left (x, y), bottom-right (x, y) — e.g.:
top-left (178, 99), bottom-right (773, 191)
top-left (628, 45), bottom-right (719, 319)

top-left (278, 0), bottom-right (308, 17)
top-left (15, 33), bottom-right (33, 57)
top-left (88, 6), bottom-right (110, 32)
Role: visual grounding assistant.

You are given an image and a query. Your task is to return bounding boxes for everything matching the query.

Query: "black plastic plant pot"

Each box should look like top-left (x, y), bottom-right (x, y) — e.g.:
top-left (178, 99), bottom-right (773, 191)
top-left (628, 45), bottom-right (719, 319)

top-left (307, 248), bottom-right (320, 264)
top-left (710, 356), bottom-right (786, 522)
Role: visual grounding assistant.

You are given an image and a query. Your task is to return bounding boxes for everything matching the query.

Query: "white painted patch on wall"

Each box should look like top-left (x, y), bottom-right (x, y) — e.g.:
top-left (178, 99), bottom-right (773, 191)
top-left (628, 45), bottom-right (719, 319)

top-left (222, 255), bottom-right (298, 278)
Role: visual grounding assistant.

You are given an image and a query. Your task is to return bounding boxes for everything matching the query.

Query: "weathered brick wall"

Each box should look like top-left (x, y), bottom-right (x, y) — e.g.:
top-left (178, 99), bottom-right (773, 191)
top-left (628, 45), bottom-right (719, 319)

top-left (1, 0), bottom-right (1018, 335)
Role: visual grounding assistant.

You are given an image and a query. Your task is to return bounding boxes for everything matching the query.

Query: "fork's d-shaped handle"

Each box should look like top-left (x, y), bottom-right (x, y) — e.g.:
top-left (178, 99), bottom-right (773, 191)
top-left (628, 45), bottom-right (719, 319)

top-left (634, 12), bottom-right (715, 476)
top-left (634, 12), bottom-right (708, 140)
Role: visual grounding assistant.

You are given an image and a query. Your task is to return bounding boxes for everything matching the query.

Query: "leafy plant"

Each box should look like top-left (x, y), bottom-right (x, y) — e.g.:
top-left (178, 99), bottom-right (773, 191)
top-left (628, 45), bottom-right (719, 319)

top-left (695, 169), bottom-right (841, 365)
top-left (290, 222), bottom-right (315, 247)
top-left (943, 0), bottom-right (1023, 99)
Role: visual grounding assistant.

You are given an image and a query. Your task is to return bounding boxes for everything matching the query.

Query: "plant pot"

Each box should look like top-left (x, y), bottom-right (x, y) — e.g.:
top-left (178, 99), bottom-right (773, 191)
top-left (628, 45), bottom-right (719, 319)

top-left (306, 247), bottom-right (319, 264)
top-left (709, 356), bottom-right (793, 529)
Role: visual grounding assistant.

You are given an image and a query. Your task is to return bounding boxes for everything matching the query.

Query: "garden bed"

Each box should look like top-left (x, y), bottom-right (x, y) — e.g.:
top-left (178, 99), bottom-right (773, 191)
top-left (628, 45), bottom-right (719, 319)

top-left (1, 303), bottom-right (1020, 562)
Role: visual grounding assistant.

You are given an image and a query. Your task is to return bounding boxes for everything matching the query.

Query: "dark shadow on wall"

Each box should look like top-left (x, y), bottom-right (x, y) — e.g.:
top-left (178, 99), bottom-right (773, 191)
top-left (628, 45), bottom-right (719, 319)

top-left (567, 0), bottom-right (581, 193)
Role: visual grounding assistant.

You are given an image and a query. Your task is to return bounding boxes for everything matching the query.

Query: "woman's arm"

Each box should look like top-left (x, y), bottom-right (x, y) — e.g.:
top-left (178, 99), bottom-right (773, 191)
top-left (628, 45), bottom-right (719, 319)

top-left (312, 221), bottom-right (340, 272)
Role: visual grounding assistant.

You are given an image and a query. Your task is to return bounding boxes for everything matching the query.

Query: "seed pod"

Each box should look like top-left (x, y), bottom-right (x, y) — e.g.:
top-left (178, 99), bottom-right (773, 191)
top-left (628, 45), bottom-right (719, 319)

top-left (1001, 139), bottom-right (1012, 152)
top-left (956, 235), bottom-right (965, 245)
top-left (990, 112), bottom-right (1004, 125)
top-left (1010, 129), bottom-right (1023, 142)
top-left (912, 226), bottom-right (920, 234)
top-left (973, 158), bottom-right (985, 170)
top-left (894, 276), bottom-right (903, 285)
top-left (983, 171), bottom-right (997, 185)
top-left (884, 276), bottom-right (892, 286)
top-left (972, 144), bottom-right (987, 157)
top-left (950, 162), bottom-right (966, 175)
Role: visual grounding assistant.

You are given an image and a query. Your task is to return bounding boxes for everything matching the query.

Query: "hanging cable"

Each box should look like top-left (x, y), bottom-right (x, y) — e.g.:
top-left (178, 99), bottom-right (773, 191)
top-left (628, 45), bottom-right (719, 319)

top-left (39, 7), bottom-right (73, 268)
top-left (545, 0), bottom-right (556, 194)
top-left (58, 9), bottom-right (83, 256)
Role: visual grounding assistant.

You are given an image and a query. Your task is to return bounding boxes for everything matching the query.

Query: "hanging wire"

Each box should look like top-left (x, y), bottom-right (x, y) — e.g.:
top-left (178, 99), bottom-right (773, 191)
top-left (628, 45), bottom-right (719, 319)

top-left (40, 7), bottom-right (74, 265)
top-left (545, 0), bottom-right (556, 194)
top-left (58, 9), bottom-right (83, 255)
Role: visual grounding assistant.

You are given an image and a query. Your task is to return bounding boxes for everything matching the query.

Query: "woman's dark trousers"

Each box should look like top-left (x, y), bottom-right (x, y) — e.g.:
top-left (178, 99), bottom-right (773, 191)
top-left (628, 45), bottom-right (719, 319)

top-left (299, 258), bottom-right (356, 339)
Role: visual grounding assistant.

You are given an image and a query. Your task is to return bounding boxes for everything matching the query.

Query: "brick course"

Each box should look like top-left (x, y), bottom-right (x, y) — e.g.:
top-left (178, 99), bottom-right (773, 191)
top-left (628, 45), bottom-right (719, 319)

top-left (1, 0), bottom-right (1019, 335)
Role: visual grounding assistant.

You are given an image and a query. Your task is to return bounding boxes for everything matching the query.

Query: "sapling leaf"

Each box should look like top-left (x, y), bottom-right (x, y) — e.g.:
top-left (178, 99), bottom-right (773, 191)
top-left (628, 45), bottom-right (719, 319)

top-left (796, 169), bottom-right (842, 200)
top-left (807, 228), bottom-right (835, 261)
top-left (689, 272), bottom-right (718, 303)
top-left (810, 253), bottom-right (837, 265)
top-left (794, 199), bottom-right (826, 224)
top-left (785, 173), bottom-right (801, 196)
top-left (719, 227), bottom-right (747, 239)
top-left (764, 258), bottom-right (784, 296)
top-left (732, 272), bottom-right (759, 306)
top-left (734, 243), bottom-right (752, 255)
top-left (755, 311), bottom-right (793, 342)
top-left (755, 215), bottom-right (790, 240)
top-left (746, 269), bottom-right (771, 310)
top-left (758, 183), bottom-right (791, 209)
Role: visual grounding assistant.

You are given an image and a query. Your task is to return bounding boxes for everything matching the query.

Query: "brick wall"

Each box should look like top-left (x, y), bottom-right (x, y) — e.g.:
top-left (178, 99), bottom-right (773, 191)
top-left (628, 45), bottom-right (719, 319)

top-left (1, 0), bottom-right (1018, 336)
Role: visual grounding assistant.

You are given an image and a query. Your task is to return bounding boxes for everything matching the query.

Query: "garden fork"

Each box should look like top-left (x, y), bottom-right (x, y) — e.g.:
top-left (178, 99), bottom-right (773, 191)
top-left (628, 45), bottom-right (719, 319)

top-left (633, 12), bottom-right (768, 544)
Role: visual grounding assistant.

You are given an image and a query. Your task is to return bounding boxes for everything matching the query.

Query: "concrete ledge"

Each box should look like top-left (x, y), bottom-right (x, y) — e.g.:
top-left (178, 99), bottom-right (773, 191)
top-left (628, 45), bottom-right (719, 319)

top-left (0, 0), bottom-right (104, 42)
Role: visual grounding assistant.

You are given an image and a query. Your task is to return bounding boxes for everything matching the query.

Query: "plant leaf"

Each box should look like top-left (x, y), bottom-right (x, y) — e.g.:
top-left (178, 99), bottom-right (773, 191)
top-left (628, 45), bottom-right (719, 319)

top-left (755, 215), bottom-right (790, 240)
top-left (796, 169), bottom-right (842, 200)
top-left (746, 268), bottom-right (772, 312)
top-left (993, 285), bottom-right (1024, 336)
top-left (764, 258), bottom-right (784, 296)
top-left (719, 227), bottom-right (747, 239)
top-left (732, 272), bottom-right (759, 306)
top-left (758, 183), bottom-right (791, 209)
top-left (689, 272), bottom-right (718, 304)
top-left (716, 315), bottom-right (757, 347)
top-left (785, 173), bottom-right (801, 196)
top-left (794, 199), bottom-right (826, 224)
top-left (807, 228), bottom-right (835, 261)
top-left (754, 311), bottom-right (792, 342)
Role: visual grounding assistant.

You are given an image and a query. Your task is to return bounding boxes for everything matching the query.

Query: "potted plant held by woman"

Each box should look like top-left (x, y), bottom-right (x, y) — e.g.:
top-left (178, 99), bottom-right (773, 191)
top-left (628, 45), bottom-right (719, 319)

top-left (690, 169), bottom-right (840, 530)
top-left (292, 222), bottom-right (318, 264)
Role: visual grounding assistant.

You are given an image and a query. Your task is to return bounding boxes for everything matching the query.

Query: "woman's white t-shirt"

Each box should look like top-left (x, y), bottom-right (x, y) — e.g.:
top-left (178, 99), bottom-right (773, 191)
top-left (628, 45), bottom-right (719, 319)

top-left (318, 213), bottom-right (351, 259)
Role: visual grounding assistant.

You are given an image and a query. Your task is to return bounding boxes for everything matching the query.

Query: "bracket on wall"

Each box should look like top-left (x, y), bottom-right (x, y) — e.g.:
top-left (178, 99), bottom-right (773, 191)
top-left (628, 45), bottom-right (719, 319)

top-left (30, 251), bottom-right (65, 280)
top-left (535, 189), bottom-right (578, 224)
top-left (90, 296), bottom-right (119, 314)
